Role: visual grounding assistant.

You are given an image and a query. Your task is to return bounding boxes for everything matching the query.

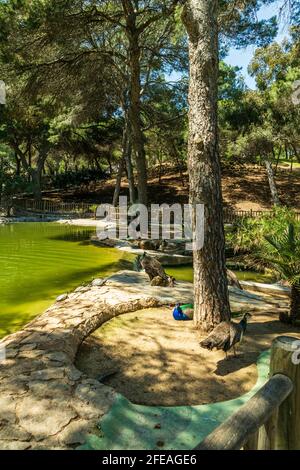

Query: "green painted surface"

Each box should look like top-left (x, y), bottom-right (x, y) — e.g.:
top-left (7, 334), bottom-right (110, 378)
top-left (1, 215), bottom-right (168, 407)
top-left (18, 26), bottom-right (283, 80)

top-left (0, 223), bottom-right (132, 338)
top-left (79, 350), bottom-right (270, 450)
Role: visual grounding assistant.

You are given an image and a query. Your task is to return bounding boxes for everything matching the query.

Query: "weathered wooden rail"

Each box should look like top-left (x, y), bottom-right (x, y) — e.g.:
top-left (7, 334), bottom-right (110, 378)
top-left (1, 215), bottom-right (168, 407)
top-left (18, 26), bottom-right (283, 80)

top-left (196, 336), bottom-right (300, 450)
top-left (223, 208), bottom-right (300, 223)
top-left (5, 198), bottom-right (300, 223)
top-left (0, 197), bottom-right (14, 216)
top-left (12, 199), bottom-right (95, 218)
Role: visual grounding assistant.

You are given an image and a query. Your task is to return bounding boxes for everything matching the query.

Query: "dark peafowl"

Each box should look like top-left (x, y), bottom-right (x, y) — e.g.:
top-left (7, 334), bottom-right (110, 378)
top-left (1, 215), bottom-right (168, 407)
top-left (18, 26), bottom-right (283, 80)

top-left (200, 313), bottom-right (252, 358)
top-left (136, 252), bottom-right (175, 287)
top-left (139, 252), bottom-right (166, 280)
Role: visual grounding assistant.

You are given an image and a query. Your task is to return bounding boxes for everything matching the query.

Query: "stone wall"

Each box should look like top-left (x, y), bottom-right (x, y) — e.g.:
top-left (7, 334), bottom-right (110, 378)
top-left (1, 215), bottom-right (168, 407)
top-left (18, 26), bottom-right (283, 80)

top-left (0, 271), bottom-right (278, 450)
top-left (0, 271), bottom-right (193, 450)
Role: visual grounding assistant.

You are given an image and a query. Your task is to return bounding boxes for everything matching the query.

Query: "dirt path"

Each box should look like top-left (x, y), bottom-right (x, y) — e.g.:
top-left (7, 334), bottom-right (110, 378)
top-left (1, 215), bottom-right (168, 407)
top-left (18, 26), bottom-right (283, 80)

top-left (76, 307), bottom-right (300, 407)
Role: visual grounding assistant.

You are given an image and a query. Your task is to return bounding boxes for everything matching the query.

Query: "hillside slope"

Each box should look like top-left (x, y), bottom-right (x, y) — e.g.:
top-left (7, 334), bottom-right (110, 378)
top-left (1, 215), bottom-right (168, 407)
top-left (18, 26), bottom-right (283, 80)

top-left (42, 164), bottom-right (300, 210)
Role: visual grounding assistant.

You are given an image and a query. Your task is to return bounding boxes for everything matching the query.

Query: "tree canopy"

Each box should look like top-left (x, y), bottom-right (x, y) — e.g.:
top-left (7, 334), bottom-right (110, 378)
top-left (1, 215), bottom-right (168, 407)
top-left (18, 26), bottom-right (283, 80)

top-left (0, 0), bottom-right (285, 202)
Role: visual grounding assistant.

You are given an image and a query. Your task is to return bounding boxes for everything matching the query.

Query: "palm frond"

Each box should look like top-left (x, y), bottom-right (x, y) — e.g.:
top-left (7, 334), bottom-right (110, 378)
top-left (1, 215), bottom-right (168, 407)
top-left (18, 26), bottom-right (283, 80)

top-left (231, 215), bottom-right (300, 286)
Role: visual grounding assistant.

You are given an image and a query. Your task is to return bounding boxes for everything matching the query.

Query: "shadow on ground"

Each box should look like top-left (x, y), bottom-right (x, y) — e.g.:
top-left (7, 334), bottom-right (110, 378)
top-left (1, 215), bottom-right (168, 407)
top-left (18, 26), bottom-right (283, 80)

top-left (76, 308), bottom-right (300, 407)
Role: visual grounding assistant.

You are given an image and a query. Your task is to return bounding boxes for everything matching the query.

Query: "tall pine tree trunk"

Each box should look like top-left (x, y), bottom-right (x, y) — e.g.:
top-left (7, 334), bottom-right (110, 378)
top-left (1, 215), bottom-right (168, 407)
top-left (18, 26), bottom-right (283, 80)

top-left (30, 169), bottom-right (42, 201)
top-left (264, 159), bottom-right (280, 206)
top-left (14, 152), bottom-right (21, 176)
top-left (182, 0), bottom-right (231, 331)
top-left (125, 137), bottom-right (136, 205)
top-left (114, 111), bottom-right (136, 207)
top-left (122, 0), bottom-right (148, 207)
top-left (128, 34), bottom-right (148, 205)
top-left (113, 158), bottom-right (125, 207)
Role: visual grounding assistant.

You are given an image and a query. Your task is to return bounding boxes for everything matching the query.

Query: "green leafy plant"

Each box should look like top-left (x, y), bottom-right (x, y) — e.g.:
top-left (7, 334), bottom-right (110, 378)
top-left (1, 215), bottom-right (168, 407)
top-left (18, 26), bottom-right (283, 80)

top-left (263, 224), bottom-right (300, 324)
top-left (231, 208), bottom-right (300, 325)
top-left (89, 205), bottom-right (98, 220)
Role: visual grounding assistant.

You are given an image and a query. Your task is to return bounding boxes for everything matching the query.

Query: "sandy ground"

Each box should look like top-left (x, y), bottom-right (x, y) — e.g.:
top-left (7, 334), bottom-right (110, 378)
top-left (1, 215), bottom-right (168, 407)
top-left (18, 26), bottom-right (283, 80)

top-left (42, 164), bottom-right (300, 211)
top-left (76, 304), bottom-right (300, 407)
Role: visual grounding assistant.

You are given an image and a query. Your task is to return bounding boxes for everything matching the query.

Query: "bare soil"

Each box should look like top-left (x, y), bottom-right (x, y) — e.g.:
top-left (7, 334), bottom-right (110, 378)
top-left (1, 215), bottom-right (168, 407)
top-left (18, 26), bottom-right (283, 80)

top-left (42, 164), bottom-right (300, 210)
top-left (76, 305), bottom-right (300, 407)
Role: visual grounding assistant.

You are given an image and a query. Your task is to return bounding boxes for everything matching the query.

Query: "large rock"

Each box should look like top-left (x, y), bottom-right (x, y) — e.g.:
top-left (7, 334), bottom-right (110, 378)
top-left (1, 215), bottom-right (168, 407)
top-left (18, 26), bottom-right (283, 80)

top-left (0, 396), bottom-right (16, 423)
top-left (0, 424), bottom-right (31, 442)
top-left (0, 441), bottom-right (31, 450)
top-left (28, 380), bottom-right (72, 398)
top-left (73, 381), bottom-right (115, 420)
top-left (16, 397), bottom-right (77, 440)
top-left (59, 419), bottom-right (96, 445)
top-left (56, 294), bottom-right (68, 302)
top-left (30, 367), bottom-right (65, 381)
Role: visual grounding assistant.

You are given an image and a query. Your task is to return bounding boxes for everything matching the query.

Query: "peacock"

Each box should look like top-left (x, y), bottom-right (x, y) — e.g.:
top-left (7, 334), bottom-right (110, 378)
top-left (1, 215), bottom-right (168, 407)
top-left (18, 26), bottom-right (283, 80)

top-left (200, 313), bottom-right (251, 358)
top-left (136, 252), bottom-right (175, 287)
top-left (173, 303), bottom-right (193, 321)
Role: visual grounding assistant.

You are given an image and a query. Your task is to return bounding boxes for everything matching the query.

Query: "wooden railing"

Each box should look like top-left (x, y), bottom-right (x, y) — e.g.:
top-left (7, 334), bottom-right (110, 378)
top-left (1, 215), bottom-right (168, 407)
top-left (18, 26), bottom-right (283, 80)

top-left (0, 197), bottom-right (14, 216)
top-left (223, 208), bottom-right (300, 223)
top-left (13, 199), bottom-right (95, 218)
top-left (8, 198), bottom-right (300, 222)
top-left (195, 336), bottom-right (300, 450)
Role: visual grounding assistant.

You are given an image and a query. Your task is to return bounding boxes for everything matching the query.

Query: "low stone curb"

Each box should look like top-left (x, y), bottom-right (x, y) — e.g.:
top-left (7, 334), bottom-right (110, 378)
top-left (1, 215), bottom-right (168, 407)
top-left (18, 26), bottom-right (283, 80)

top-left (0, 271), bottom-right (278, 450)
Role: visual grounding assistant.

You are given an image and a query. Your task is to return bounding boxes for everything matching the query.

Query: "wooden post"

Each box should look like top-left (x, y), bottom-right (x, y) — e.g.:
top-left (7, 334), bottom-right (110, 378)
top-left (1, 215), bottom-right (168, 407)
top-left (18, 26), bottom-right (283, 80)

top-left (269, 335), bottom-right (300, 449)
top-left (195, 374), bottom-right (293, 450)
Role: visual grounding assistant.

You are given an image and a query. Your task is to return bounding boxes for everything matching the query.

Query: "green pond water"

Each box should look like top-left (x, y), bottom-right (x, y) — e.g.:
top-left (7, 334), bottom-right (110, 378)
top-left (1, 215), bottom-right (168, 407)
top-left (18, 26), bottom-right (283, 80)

top-left (0, 222), bottom-right (273, 339)
top-left (0, 223), bottom-right (133, 339)
top-left (167, 265), bottom-right (275, 284)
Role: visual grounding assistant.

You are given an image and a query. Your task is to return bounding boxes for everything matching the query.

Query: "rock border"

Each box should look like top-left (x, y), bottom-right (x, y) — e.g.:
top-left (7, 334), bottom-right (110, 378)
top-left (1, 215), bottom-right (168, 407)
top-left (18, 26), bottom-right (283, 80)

top-left (0, 270), bottom-right (282, 450)
top-left (0, 271), bottom-right (195, 450)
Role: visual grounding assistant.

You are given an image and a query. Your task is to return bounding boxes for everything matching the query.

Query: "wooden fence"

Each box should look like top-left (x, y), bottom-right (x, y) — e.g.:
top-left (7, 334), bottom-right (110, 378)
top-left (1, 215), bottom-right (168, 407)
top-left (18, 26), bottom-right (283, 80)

top-left (195, 336), bottom-right (300, 450)
top-left (0, 198), bottom-right (14, 217)
top-left (2, 198), bottom-right (300, 223)
top-left (224, 208), bottom-right (300, 223)
top-left (12, 199), bottom-right (95, 218)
